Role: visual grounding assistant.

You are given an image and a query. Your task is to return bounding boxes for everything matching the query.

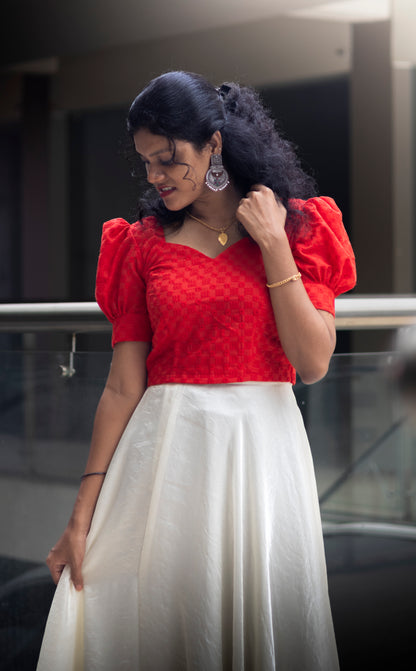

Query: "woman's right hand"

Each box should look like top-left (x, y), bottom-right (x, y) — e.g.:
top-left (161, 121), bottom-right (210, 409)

top-left (46, 526), bottom-right (88, 591)
top-left (45, 342), bottom-right (150, 592)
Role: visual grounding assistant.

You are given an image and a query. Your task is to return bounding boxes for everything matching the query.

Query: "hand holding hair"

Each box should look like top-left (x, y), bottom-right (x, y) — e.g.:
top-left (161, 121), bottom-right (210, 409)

top-left (236, 184), bottom-right (287, 248)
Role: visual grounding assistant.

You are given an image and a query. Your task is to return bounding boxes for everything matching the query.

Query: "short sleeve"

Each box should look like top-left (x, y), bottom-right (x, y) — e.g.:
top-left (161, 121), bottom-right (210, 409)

top-left (291, 197), bottom-right (356, 316)
top-left (95, 218), bottom-right (152, 346)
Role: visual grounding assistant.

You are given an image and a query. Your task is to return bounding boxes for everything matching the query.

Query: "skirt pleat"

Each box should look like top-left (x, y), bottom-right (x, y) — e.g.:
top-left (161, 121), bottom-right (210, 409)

top-left (37, 382), bottom-right (339, 671)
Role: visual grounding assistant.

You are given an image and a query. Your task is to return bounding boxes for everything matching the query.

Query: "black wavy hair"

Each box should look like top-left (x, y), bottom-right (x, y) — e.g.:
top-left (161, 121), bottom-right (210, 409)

top-left (126, 71), bottom-right (317, 231)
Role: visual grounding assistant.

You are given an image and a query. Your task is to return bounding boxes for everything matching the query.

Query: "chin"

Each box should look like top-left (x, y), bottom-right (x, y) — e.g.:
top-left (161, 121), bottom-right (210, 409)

top-left (163, 203), bottom-right (183, 212)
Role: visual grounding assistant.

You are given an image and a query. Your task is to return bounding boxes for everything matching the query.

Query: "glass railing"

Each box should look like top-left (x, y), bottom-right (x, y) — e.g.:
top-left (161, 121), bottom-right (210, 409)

top-left (2, 350), bottom-right (416, 669)
top-left (2, 298), bottom-right (416, 669)
top-left (0, 350), bottom-right (111, 671)
top-left (306, 352), bottom-right (416, 525)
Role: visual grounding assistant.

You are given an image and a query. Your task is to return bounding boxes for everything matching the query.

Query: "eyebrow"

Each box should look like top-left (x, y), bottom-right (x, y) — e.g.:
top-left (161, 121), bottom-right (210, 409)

top-left (138, 147), bottom-right (172, 159)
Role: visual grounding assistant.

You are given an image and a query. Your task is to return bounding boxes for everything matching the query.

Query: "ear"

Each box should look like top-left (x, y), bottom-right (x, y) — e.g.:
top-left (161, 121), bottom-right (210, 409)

top-left (207, 130), bottom-right (223, 154)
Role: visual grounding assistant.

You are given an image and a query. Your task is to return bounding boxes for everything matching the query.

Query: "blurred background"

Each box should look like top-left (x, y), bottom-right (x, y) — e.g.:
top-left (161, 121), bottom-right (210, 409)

top-left (1, 0), bottom-right (412, 308)
top-left (1, 1), bottom-right (416, 669)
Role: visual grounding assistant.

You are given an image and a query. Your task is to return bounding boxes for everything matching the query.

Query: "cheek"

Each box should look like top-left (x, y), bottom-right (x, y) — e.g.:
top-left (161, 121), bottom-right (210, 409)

top-left (174, 164), bottom-right (201, 191)
top-left (192, 159), bottom-right (210, 186)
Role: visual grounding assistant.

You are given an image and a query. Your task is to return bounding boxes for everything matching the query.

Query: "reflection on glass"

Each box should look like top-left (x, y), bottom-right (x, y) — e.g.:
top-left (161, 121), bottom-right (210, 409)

top-left (1, 350), bottom-right (416, 669)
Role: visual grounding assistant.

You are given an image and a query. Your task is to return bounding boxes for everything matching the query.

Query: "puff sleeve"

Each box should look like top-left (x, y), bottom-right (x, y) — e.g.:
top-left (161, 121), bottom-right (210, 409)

top-left (95, 218), bottom-right (152, 346)
top-left (291, 197), bottom-right (356, 315)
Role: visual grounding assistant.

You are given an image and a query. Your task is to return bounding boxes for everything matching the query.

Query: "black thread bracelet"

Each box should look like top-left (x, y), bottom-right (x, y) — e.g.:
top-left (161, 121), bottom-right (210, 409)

top-left (80, 471), bottom-right (107, 480)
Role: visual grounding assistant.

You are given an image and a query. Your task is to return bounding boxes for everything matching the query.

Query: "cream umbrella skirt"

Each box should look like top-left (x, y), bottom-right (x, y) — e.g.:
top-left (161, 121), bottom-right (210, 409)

top-left (37, 382), bottom-right (339, 671)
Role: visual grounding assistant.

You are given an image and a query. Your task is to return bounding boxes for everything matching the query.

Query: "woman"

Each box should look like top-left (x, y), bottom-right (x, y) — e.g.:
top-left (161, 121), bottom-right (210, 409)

top-left (38, 71), bottom-right (356, 670)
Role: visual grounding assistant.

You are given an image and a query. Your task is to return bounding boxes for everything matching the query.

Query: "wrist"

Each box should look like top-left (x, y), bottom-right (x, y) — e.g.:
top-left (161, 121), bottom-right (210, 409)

top-left (69, 489), bottom-right (100, 533)
top-left (259, 232), bottom-right (296, 274)
top-left (67, 517), bottom-right (90, 536)
top-left (258, 228), bottom-right (289, 255)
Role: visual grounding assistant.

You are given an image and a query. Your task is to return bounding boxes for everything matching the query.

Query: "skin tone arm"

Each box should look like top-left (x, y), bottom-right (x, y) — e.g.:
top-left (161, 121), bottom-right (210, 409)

top-left (46, 341), bottom-right (150, 590)
top-left (236, 184), bottom-right (336, 385)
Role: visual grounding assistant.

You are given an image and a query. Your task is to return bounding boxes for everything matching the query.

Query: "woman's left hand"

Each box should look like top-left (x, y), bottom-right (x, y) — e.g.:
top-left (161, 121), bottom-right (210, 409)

top-left (236, 184), bottom-right (287, 247)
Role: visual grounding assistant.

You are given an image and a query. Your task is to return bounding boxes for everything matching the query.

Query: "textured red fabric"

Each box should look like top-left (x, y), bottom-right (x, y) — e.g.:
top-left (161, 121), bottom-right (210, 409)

top-left (95, 197), bottom-right (356, 386)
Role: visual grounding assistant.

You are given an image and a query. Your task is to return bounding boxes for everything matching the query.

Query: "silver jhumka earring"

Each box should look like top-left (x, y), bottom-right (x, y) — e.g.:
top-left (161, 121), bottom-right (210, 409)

top-left (205, 154), bottom-right (230, 192)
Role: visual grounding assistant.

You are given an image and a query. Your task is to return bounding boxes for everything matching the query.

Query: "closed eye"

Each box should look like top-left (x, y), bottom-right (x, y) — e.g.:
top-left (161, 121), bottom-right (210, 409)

top-left (140, 158), bottom-right (174, 167)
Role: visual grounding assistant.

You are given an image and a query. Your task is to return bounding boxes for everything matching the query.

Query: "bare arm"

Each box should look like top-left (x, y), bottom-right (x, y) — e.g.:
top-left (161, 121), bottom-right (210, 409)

top-left (237, 185), bottom-right (336, 384)
top-left (46, 340), bottom-right (150, 589)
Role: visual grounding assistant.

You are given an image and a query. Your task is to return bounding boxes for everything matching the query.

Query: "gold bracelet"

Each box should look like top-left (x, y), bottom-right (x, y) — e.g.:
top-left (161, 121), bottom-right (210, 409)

top-left (266, 272), bottom-right (301, 289)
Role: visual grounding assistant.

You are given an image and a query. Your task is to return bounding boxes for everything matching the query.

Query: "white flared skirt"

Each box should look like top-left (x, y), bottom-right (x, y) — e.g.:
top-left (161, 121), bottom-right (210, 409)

top-left (37, 382), bottom-right (339, 671)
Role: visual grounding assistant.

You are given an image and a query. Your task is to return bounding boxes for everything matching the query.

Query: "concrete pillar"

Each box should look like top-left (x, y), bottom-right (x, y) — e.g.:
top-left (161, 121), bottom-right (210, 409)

top-left (392, 62), bottom-right (416, 292)
top-left (391, 0), bottom-right (416, 293)
top-left (20, 73), bottom-right (70, 300)
top-left (350, 21), bottom-right (393, 353)
top-left (21, 74), bottom-right (51, 299)
top-left (350, 21), bottom-right (392, 295)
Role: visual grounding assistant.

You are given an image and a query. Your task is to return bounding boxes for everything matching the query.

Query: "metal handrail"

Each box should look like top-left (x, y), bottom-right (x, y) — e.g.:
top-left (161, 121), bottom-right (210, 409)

top-left (0, 302), bottom-right (109, 333)
top-left (323, 522), bottom-right (416, 539)
top-left (334, 295), bottom-right (416, 329)
top-left (1, 294), bottom-right (416, 333)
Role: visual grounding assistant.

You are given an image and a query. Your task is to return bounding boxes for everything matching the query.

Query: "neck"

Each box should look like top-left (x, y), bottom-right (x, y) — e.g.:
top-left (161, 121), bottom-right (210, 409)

top-left (188, 186), bottom-right (242, 225)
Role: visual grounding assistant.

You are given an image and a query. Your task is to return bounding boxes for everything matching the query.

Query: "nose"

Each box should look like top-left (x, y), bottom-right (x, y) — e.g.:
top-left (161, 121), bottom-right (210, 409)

top-left (146, 163), bottom-right (165, 185)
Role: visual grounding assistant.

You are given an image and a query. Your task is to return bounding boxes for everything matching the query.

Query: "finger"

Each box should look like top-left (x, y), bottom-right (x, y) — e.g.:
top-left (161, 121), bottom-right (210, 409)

top-left (236, 201), bottom-right (249, 220)
top-left (47, 559), bottom-right (66, 585)
top-left (46, 551), bottom-right (58, 583)
top-left (70, 562), bottom-right (84, 591)
top-left (243, 187), bottom-right (261, 200)
top-left (249, 183), bottom-right (269, 192)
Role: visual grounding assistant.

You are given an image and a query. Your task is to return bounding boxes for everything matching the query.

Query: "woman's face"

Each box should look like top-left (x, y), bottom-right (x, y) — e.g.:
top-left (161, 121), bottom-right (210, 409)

top-left (133, 128), bottom-right (215, 211)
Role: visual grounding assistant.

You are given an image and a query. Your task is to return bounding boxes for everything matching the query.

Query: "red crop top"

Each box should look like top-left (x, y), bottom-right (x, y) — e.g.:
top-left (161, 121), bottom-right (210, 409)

top-left (95, 197), bottom-right (356, 386)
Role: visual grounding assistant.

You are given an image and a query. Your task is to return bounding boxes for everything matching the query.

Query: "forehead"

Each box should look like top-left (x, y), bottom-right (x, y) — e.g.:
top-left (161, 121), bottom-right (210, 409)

top-left (133, 128), bottom-right (172, 156)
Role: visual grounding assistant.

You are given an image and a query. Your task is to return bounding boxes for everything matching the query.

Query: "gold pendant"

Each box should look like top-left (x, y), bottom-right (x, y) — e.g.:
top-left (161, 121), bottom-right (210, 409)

top-left (218, 232), bottom-right (228, 246)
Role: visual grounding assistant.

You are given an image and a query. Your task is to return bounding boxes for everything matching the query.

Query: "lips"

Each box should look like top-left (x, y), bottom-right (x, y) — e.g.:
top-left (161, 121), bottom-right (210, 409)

top-left (158, 186), bottom-right (176, 198)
